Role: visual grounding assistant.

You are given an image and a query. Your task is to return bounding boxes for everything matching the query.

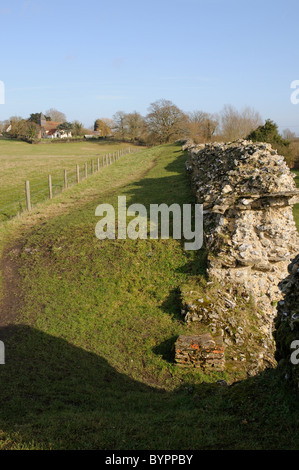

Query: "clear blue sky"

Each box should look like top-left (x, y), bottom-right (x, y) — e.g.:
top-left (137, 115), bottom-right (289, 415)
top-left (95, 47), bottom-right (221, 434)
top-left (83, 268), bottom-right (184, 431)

top-left (1, 0), bottom-right (299, 132)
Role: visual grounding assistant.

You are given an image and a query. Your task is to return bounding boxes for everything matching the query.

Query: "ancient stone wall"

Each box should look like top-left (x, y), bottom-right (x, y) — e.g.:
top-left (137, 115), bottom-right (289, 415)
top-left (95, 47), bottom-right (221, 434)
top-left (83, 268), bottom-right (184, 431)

top-left (274, 254), bottom-right (299, 388)
top-left (180, 139), bottom-right (299, 376)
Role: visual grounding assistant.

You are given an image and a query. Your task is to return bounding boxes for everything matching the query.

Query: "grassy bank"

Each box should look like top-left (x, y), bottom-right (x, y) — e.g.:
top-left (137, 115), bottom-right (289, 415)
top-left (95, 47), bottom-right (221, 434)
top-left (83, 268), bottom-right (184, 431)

top-left (0, 144), bottom-right (299, 449)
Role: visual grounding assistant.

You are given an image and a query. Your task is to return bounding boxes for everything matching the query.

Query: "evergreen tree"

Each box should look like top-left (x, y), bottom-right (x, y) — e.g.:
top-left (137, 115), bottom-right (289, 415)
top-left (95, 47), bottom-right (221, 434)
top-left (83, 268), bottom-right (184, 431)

top-left (247, 119), bottom-right (290, 147)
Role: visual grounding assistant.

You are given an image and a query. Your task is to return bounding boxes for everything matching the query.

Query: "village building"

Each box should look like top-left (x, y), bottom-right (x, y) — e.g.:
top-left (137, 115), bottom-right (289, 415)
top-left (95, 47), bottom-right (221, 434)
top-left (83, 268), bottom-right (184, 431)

top-left (37, 113), bottom-right (72, 139)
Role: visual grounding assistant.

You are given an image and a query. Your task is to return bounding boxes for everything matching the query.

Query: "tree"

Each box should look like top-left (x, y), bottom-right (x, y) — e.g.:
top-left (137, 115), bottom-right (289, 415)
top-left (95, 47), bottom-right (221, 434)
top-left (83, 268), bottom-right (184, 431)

top-left (112, 111), bottom-right (128, 140)
top-left (94, 119), bottom-right (111, 137)
top-left (7, 117), bottom-right (26, 139)
top-left (45, 108), bottom-right (66, 122)
top-left (247, 119), bottom-right (296, 166)
top-left (7, 118), bottom-right (39, 141)
top-left (187, 111), bottom-right (219, 142)
top-left (220, 105), bottom-right (262, 141)
top-left (0, 119), bottom-right (10, 134)
top-left (24, 122), bottom-right (39, 141)
top-left (28, 112), bottom-right (51, 124)
top-left (247, 119), bottom-right (289, 146)
top-left (124, 111), bottom-right (146, 142)
top-left (28, 113), bottom-right (41, 124)
top-left (72, 121), bottom-right (86, 137)
top-left (57, 122), bottom-right (73, 132)
top-left (282, 128), bottom-right (296, 140)
top-left (101, 118), bottom-right (114, 129)
top-left (146, 99), bottom-right (187, 144)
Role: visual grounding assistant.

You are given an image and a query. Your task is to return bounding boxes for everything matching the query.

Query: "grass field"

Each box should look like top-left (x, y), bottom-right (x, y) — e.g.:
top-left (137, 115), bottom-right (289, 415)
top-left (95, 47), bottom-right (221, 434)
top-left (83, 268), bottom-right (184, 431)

top-left (0, 138), bottom-right (141, 221)
top-left (0, 143), bottom-right (299, 449)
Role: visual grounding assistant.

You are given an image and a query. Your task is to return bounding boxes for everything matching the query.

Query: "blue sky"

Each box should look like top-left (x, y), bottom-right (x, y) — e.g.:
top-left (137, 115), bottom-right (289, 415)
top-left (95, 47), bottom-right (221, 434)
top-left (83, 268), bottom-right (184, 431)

top-left (1, 0), bottom-right (299, 132)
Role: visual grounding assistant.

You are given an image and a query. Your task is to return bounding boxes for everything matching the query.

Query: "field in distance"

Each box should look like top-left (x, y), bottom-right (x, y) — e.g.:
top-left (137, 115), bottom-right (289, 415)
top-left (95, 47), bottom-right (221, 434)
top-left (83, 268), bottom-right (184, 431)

top-left (0, 139), bottom-right (142, 221)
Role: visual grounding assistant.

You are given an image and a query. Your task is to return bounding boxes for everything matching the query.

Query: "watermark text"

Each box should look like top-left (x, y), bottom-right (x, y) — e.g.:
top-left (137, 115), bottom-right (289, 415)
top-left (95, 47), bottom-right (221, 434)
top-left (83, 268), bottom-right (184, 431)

top-left (0, 341), bottom-right (5, 364)
top-left (290, 80), bottom-right (299, 105)
top-left (95, 197), bottom-right (203, 251)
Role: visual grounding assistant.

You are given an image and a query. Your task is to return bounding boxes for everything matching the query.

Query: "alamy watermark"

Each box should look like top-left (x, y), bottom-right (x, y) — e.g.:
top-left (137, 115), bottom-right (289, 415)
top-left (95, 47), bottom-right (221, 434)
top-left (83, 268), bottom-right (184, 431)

top-left (290, 340), bottom-right (299, 365)
top-left (290, 80), bottom-right (299, 105)
top-left (0, 81), bottom-right (5, 104)
top-left (95, 196), bottom-right (203, 251)
top-left (0, 341), bottom-right (5, 364)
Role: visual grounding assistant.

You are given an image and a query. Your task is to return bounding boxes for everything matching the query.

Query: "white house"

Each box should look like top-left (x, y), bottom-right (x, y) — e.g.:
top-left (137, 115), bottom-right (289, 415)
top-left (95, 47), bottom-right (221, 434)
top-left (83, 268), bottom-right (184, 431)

top-left (46, 129), bottom-right (72, 139)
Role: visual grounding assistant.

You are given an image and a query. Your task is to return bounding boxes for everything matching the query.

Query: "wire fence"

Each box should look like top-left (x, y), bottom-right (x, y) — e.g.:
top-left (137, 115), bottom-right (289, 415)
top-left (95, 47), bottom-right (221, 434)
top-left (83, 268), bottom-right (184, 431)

top-left (0, 147), bottom-right (138, 224)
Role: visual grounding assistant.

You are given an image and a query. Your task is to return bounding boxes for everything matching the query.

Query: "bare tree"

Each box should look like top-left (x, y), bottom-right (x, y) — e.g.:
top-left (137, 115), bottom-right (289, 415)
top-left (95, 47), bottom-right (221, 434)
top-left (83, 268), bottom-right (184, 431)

top-left (45, 108), bottom-right (66, 122)
top-left (282, 128), bottom-right (296, 140)
top-left (112, 111), bottom-right (128, 140)
top-left (241, 107), bottom-right (263, 138)
top-left (101, 118), bottom-right (114, 130)
top-left (187, 111), bottom-right (219, 142)
top-left (146, 99), bottom-right (187, 144)
top-left (124, 111), bottom-right (146, 142)
top-left (220, 105), bottom-right (262, 141)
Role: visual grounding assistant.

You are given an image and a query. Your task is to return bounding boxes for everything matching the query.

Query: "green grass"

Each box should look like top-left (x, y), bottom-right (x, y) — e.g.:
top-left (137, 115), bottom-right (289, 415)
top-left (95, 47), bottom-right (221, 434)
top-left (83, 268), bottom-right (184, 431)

top-left (0, 138), bottom-right (141, 221)
top-left (0, 144), bottom-right (299, 449)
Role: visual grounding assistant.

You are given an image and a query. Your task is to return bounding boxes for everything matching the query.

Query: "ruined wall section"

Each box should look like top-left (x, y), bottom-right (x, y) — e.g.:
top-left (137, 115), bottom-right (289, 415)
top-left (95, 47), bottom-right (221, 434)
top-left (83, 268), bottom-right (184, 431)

top-left (181, 140), bottom-right (299, 375)
top-left (184, 140), bottom-right (299, 318)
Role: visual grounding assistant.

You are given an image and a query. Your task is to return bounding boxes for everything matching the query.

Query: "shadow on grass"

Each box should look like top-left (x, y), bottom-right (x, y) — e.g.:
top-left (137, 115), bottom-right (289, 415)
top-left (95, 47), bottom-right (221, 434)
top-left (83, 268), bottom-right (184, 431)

top-left (0, 324), bottom-right (299, 449)
top-left (0, 324), bottom-right (164, 449)
top-left (152, 335), bottom-right (179, 363)
top-left (159, 287), bottom-right (183, 322)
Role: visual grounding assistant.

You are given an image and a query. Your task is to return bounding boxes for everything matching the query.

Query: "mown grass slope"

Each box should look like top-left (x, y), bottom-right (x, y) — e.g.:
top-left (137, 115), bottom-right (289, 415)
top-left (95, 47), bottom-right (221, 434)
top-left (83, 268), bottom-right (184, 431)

top-left (0, 144), bottom-right (299, 450)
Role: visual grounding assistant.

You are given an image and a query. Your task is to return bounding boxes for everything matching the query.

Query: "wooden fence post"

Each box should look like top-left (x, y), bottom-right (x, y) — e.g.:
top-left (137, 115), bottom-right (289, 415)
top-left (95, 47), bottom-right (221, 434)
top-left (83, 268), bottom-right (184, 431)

top-left (25, 181), bottom-right (31, 211)
top-left (97, 157), bottom-right (100, 171)
top-left (85, 162), bottom-right (88, 178)
top-left (91, 159), bottom-right (94, 174)
top-left (76, 165), bottom-right (80, 183)
top-left (48, 174), bottom-right (53, 199)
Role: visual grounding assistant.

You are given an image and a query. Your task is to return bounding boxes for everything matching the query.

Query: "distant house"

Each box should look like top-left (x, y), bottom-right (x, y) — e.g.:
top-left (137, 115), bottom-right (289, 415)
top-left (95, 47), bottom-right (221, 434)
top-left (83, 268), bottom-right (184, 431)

top-left (37, 113), bottom-right (72, 139)
top-left (46, 128), bottom-right (72, 139)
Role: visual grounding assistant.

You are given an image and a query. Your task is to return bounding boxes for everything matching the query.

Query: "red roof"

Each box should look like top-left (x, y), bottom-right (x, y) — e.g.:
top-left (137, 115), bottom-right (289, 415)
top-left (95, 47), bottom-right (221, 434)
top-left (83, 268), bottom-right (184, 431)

top-left (43, 121), bottom-right (62, 131)
top-left (47, 129), bottom-right (57, 135)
